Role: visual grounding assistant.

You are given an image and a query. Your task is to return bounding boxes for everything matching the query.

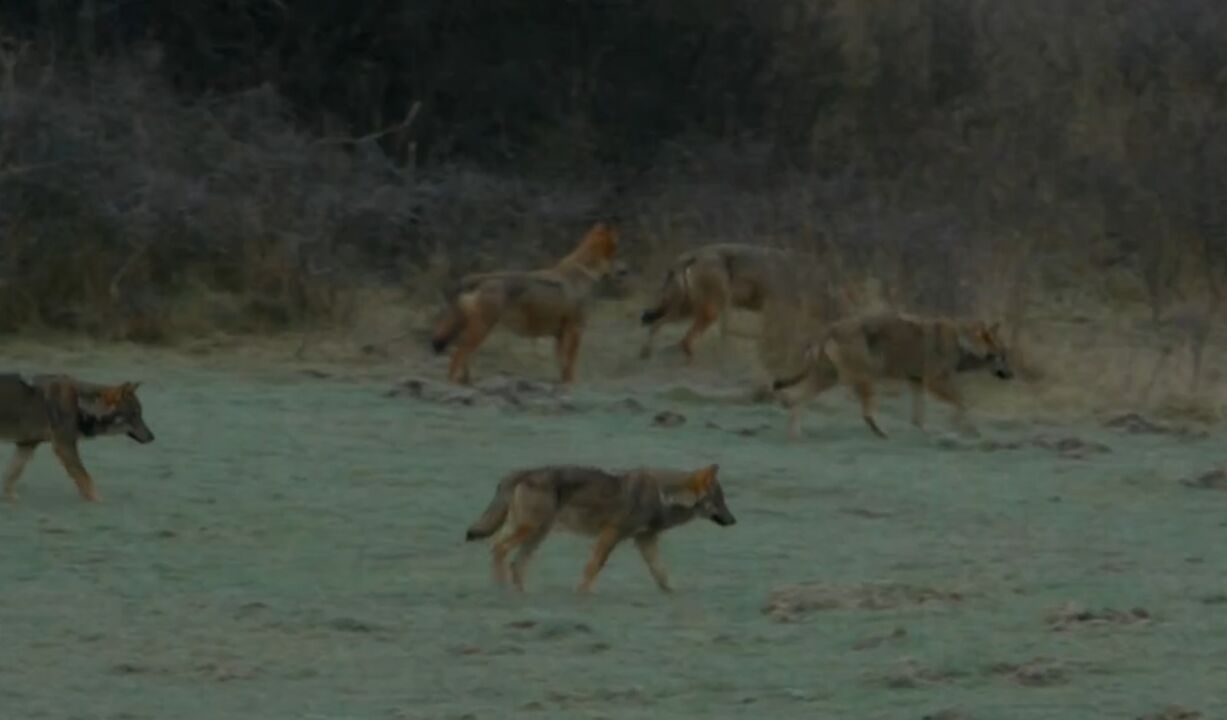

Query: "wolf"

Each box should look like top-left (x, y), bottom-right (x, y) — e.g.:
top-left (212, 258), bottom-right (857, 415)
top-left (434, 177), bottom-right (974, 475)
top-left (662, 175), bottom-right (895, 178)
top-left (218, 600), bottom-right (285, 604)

top-left (0, 374), bottom-right (155, 502)
top-left (639, 243), bottom-right (843, 362)
top-left (465, 463), bottom-right (736, 594)
top-left (771, 312), bottom-right (1014, 439)
top-left (430, 221), bottom-right (620, 385)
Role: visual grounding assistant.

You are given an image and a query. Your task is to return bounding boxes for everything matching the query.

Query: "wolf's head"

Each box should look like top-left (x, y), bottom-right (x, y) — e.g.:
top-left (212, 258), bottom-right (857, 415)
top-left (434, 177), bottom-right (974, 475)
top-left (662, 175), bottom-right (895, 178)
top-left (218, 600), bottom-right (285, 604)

top-left (956, 321), bottom-right (1013, 380)
top-left (80, 382), bottom-right (155, 443)
top-left (565, 221), bottom-right (620, 278)
top-left (661, 464), bottom-right (737, 526)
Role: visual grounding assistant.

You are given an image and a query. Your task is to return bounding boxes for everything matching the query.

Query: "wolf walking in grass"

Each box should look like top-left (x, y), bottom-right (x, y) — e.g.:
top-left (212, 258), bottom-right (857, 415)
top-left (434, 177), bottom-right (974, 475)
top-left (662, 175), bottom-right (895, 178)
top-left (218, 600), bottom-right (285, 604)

top-left (466, 463), bottom-right (736, 594)
top-left (1, 374), bottom-right (155, 503)
top-left (772, 313), bottom-right (1014, 439)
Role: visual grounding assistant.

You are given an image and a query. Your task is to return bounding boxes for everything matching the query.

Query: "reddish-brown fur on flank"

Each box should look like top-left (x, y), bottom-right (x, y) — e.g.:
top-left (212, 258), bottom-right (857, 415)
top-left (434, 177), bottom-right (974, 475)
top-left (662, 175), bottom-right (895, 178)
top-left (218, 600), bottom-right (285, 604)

top-left (2, 375), bottom-right (154, 503)
top-left (774, 313), bottom-right (1014, 440)
top-left (430, 221), bottom-right (620, 385)
top-left (466, 464), bottom-right (736, 594)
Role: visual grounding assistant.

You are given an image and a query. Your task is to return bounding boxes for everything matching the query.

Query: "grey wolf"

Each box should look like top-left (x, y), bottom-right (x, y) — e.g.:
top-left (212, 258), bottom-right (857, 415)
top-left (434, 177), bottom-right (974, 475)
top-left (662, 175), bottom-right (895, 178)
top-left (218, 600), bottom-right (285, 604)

top-left (1, 374), bottom-right (155, 502)
top-left (639, 243), bottom-right (800, 361)
top-left (771, 313), bottom-right (1014, 439)
top-left (430, 222), bottom-right (620, 385)
top-left (465, 463), bottom-right (736, 593)
top-left (638, 245), bottom-right (849, 363)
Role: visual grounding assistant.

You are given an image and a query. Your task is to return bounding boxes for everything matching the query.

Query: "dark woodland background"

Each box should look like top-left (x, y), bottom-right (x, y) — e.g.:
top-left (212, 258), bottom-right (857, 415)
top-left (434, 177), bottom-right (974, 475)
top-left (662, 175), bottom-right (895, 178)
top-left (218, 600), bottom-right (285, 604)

top-left (1, 0), bottom-right (1225, 347)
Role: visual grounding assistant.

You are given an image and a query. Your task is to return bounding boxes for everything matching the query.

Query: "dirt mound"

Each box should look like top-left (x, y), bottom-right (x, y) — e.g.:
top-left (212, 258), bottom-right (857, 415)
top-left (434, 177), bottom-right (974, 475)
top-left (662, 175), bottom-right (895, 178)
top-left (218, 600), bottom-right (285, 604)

top-left (1137, 706), bottom-right (1203, 720)
top-left (1180, 468), bottom-right (1227, 490)
top-left (1045, 602), bottom-right (1152, 631)
top-left (763, 581), bottom-right (965, 622)
top-left (987, 657), bottom-right (1069, 687)
top-left (386, 375), bottom-right (576, 412)
top-left (1104, 413), bottom-right (1208, 440)
top-left (877, 658), bottom-right (964, 689)
top-left (944, 434), bottom-right (1111, 459)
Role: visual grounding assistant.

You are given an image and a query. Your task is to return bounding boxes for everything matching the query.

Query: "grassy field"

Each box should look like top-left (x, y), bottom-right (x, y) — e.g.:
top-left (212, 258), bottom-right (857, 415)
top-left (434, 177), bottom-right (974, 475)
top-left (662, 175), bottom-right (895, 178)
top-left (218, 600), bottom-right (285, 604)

top-left (1, 326), bottom-right (1225, 720)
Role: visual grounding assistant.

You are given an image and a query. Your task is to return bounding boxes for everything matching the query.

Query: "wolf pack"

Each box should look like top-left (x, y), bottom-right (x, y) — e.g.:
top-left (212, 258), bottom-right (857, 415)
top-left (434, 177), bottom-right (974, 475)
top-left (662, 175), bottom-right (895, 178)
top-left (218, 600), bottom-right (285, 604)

top-left (2, 221), bottom-right (1017, 596)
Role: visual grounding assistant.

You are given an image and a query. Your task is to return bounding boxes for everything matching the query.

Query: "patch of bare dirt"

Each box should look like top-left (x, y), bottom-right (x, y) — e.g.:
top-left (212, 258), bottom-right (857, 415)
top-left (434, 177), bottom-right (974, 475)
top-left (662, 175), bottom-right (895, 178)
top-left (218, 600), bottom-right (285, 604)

top-left (877, 658), bottom-right (964, 689)
top-left (851, 626), bottom-right (907, 650)
top-left (652, 410), bottom-right (686, 427)
top-left (1045, 602), bottom-right (1152, 631)
top-left (969, 435), bottom-right (1111, 459)
top-left (705, 420), bottom-right (771, 437)
top-left (1104, 413), bottom-right (1208, 440)
top-left (987, 657), bottom-right (1069, 687)
top-left (1180, 468), bottom-right (1227, 490)
top-left (763, 582), bottom-right (965, 622)
top-left (386, 374), bottom-right (576, 412)
top-left (839, 507), bottom-right (894, 520)
top-left (1137, 707), bottom-right (1203, 720)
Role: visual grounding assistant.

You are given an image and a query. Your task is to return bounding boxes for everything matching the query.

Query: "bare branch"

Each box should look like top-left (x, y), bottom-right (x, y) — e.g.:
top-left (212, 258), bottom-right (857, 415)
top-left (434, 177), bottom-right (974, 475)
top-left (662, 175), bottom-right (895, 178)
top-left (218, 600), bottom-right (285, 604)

top-left (311, 101), bottom-right (422, 148)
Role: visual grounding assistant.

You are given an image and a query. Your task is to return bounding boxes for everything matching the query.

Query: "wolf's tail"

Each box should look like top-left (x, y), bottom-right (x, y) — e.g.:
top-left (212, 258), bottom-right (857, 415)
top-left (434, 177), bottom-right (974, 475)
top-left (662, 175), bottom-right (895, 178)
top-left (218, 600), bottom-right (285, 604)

top-left (430, 304), bottom-right (467, 355)
top-left (465, 472), bottom-right (525, 541)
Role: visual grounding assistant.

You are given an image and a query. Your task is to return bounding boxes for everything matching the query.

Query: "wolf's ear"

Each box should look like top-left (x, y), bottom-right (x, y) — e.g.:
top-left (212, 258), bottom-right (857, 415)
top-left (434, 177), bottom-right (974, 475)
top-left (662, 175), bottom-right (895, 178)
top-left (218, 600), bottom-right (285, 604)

top-left (661, 464), bottom-right (720, 508)
top-left (122, 381), bottom-right (141, 395)
top-left (689, 464), bottom-right (718, 494)
top-left (77, 388), bottom-right (114, 416)
top-left (100, 386), bottom-right (126, 407)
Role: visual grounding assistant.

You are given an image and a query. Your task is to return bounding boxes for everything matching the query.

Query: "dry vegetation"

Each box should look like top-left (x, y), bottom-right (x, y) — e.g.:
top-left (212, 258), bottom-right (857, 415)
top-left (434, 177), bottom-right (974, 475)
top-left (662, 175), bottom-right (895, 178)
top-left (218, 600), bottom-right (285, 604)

top-left (1, 1), bottom-right (1225, 419)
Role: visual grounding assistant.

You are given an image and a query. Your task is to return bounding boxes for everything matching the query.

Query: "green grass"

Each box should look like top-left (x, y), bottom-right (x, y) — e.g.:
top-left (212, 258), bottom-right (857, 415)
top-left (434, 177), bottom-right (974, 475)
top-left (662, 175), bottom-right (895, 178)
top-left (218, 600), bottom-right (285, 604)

top-left (1, 343), bottom-right (1224, 719)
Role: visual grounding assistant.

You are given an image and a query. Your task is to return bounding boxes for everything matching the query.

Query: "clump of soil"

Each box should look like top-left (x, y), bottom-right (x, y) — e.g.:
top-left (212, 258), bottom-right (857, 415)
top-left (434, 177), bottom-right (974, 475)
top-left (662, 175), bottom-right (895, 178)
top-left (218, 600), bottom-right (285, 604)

top-left (705, 420), bottom-right (770, 437)
top-left (763, 582), bottom-right (965, 622)
top-left (852, 626), bottom-right (907, 650)
top-left (387, 374), bottom-right (575, 412)
top-left (988, 657), bottom-right (1069, 687)
top-left (971, 435), bottom-right (1111, 459)
top-left (1137, 706), bottom-right (1203, 720)
top-left (652, 410), bottom-right (686, 427)
top-left (1044, 602), bottom-right (1152, 631)
top-left (1180, 468), bottom-right (1227, 491)
top-left (878, 658), bottom-right (964, 688)
top-left (1104, 413), bottom-right (1207, 440)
